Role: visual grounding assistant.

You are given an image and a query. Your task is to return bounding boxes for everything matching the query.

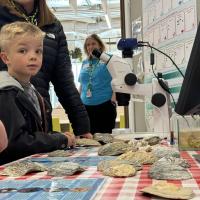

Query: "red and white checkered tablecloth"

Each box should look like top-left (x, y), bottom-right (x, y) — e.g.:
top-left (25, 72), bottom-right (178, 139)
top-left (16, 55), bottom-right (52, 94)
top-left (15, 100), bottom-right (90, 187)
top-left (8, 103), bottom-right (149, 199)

top-left (0, 147), bottom-right (200, 200)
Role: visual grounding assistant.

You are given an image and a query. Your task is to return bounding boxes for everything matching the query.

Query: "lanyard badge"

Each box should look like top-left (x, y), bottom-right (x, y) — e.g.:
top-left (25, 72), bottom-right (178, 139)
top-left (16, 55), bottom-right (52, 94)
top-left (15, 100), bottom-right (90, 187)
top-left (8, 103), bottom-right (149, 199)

top-left (86, 59), bottom-right (99, 98)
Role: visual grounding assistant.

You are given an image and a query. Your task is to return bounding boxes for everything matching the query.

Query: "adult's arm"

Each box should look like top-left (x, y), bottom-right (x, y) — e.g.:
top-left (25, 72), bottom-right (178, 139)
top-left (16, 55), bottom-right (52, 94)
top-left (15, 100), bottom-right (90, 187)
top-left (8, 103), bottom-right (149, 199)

top-left (51, 21), bottom-right (90, 136)
top-left (0, 92), bottom-right (68, 155)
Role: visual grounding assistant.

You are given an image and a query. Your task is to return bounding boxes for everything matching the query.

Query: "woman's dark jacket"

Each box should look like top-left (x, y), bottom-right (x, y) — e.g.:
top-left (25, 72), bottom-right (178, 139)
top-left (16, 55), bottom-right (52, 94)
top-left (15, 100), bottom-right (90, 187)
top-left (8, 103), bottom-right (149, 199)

top-left (0, 72), bottom-right (68, 164)
top-left (0, 0), bottom-right (90, 135)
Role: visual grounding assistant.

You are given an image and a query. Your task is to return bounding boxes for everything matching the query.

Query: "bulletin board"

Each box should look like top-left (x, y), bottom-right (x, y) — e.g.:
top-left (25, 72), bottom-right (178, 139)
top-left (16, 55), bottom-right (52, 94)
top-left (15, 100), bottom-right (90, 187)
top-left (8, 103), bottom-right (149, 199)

top-left (142, 0), bottom-right (198, 131)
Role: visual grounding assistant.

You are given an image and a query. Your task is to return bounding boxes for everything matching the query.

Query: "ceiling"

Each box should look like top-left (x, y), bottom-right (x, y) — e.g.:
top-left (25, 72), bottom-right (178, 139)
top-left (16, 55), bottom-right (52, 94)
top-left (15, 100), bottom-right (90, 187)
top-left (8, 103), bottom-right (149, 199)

top-left (46, 0), bottom-right (121, 37)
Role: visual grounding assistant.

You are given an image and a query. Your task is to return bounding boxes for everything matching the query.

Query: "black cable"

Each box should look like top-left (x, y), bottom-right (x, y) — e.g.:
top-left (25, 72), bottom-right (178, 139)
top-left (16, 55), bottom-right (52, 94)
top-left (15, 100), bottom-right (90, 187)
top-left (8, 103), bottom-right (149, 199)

top-left (169, 92), bottom-right (176, 108)
top-left (149, 48), bottom-right (176, 108)
top-left (138, 41), bottom-right (194, 126)
top-left (138, 42), bottom-right (185, 78)
top-left (182, 116), bottom-right (190, 128)
top-left (150, 48), bottom-right (157, 78)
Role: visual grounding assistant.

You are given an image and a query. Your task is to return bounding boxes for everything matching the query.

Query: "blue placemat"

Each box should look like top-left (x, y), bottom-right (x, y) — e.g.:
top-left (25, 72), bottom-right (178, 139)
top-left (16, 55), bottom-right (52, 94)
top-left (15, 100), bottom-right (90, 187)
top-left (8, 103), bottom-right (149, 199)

top-left (0, 178), bottom-right (105, 200)
top-left (29, 156), bottom-right (114, 166)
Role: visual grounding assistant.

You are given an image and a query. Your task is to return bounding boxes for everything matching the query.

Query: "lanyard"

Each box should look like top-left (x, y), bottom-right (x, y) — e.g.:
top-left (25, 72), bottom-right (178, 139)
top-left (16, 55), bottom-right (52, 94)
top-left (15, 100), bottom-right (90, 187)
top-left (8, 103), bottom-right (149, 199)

top-left (86, 59), bottom-right (99, 98)
top-left (10, 0), bottom-right (38, 25)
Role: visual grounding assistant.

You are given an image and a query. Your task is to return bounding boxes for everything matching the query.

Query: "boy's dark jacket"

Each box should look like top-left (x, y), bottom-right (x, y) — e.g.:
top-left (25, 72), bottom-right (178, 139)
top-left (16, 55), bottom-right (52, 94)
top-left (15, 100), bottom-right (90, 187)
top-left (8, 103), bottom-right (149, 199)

top-left (0, 72), bottom-right (68, 164)
top-left (0, 0), bottom-right (90, 135)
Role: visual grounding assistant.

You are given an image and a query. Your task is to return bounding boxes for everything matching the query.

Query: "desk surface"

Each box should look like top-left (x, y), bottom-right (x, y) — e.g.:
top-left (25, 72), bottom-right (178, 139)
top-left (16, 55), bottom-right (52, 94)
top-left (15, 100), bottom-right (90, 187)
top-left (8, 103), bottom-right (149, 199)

top-left (0, 147), bottom-right (200, 200)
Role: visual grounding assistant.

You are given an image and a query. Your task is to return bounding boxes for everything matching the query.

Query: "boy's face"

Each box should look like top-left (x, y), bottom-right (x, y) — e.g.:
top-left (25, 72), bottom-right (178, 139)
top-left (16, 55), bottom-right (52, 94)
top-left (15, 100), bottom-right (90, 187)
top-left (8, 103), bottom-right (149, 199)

top-left (1, 35), bottom-right (43, 82)
top-left (86, 38), bottom-right (101, 57)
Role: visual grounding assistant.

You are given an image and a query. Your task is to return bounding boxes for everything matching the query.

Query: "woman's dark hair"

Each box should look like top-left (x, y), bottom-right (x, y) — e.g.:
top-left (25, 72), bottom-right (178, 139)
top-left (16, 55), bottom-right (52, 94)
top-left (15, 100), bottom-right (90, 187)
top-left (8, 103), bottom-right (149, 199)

top-left (83, 34), bottom-right (106, 57)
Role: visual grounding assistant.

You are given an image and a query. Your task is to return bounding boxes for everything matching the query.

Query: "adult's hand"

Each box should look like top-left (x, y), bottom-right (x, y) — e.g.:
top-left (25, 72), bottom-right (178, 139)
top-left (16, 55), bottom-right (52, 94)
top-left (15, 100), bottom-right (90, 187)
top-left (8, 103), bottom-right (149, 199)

top-left (0, 120), bottom-right (8, 152)
top-left (76, 132), bottom-right (93, 139)
top-left (64, 132), bottom-right (76, 148)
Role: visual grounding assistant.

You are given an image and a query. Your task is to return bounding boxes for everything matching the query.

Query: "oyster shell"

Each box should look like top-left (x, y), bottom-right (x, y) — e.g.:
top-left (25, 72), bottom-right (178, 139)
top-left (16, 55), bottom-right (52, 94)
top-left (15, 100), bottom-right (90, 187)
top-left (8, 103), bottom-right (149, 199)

top-left (0, 161), bottom-right (47, 176)
top-left (144, 136), bottom-right (161, 146)
top-left (141, 181), bottom-right (194, 199)
top-left (93, 133), bottom-right (114, 144)
top-left (47, 162), bottom-right (85, 176)
top-left (117, 150), bottom-right (157, 164)
top-left (152, 145), bottom-right (180, 159)
top-left (76, 138), bottom-right (101, 147)
top-left (47, 150), bottom-right (72, 157)
top-left (149, 157), bottom-right (192, 180)
top-left (97, 159), bottom-right (142, 172)
top-left (128, 139), bottom-right (149, 148)
top-left (103, 164), bottom-right (136, 177)
top-left (98, 142), bottom-right (130, 156)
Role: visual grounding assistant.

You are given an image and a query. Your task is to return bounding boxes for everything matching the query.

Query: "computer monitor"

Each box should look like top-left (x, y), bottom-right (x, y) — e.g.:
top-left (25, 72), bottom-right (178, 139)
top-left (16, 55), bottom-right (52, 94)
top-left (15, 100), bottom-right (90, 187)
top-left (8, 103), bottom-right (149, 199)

top-left (175, 23), bottom-right (200, 115)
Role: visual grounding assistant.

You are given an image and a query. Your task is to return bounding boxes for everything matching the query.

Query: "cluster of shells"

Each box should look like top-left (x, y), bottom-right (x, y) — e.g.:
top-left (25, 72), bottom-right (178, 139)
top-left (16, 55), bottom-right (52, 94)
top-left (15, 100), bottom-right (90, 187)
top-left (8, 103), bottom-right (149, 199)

top-left (0, 158), bottom-right (85, 177)
top-left (0, 133), bottom-right (191, 181)
top-left (0, 133), bottom-right (194, 199)
top-left (83, 133), bottom-right (191, 180)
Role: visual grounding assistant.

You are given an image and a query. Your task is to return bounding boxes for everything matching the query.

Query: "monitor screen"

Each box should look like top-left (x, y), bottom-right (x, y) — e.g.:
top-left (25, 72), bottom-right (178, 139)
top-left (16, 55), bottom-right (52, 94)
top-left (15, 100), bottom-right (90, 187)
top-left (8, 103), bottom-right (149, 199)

top-left (175, 23), bottom-right (200, 115)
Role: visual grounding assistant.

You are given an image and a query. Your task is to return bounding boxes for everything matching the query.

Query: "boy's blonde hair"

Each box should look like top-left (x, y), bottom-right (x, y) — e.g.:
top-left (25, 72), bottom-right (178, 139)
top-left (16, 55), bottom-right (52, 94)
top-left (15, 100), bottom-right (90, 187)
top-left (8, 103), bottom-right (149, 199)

top-left (0, 21), bottom-right (45, 51)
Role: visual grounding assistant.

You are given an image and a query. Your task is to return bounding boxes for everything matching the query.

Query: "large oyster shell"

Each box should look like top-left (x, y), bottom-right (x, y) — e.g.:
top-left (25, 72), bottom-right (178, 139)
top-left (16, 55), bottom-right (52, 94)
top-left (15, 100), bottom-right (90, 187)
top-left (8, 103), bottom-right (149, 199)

top-left (117, 150), bottom-right (157, 164)
top-left (98, 142), bottom-right (130, 156)
top-left (47, 162), bottom-right (85, 176)
top-left (97, 159), bottom-right (142, 172)
top-left (141, 181), bottom-right (194, 199)
top-left (149, 157), bottom-right (192, 180)
top-left (0, 161), bottom-right (47, 176)
top-left (103, 164), bottom-right (136, 177)
top-left (152, 145), bottom-right (180, 159)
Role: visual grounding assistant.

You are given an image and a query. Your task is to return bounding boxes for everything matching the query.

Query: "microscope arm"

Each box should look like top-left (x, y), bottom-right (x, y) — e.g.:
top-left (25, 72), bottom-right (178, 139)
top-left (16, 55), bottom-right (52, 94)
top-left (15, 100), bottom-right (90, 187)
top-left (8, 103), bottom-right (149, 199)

top-left (97, 52), bottom-right (171, 138)
top-left (101, 53), bottom-right (152, 96)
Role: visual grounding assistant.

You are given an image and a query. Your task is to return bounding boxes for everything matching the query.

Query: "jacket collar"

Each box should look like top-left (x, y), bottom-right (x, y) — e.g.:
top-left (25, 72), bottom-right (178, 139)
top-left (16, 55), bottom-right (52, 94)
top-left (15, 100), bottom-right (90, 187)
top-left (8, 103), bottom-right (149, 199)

top-left (16, 91), bottom-right (42, 129)
top-left (0, 0), bottom-right (56, 27)
top-left (0, 71), bottom-right (24, 90)
top-left (0, 71), bottom-right (41, 124)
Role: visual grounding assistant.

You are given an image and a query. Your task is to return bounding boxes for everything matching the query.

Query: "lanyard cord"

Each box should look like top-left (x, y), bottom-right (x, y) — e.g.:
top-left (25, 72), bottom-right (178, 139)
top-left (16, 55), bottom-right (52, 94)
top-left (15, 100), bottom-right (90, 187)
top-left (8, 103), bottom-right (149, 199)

top-left (87, 59), bottom-right (99, 91)
top-left (9, 0), bottom-right (38, 25)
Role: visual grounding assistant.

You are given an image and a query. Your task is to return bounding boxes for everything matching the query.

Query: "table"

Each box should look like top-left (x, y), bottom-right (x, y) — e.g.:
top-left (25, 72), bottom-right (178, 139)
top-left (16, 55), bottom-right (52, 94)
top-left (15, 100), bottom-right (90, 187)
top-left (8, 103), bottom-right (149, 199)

top-left (0, 147), bottom-right (200, 200)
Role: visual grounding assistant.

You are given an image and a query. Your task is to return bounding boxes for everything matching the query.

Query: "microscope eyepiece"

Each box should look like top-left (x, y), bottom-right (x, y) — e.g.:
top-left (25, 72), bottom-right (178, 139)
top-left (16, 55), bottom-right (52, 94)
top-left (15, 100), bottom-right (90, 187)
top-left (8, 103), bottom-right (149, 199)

top-left (92, 49), bottom-right (102, 58)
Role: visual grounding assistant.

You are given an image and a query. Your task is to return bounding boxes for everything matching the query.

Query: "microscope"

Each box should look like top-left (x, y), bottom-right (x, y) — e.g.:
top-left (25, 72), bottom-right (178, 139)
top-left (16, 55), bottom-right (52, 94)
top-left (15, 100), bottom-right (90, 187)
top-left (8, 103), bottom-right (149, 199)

top-left (92, 38), bottom-right (171, 139)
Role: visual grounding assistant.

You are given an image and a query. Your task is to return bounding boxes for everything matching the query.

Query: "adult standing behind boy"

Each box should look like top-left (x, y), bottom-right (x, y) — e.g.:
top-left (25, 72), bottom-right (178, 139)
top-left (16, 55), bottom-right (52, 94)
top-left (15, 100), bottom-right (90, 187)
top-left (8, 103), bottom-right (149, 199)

top-left (79, 34), bottom-right (117, 134)
top-left (0, 22), bottom-right (76, 164)
top-left (0, 0), bottom-right (92, 139)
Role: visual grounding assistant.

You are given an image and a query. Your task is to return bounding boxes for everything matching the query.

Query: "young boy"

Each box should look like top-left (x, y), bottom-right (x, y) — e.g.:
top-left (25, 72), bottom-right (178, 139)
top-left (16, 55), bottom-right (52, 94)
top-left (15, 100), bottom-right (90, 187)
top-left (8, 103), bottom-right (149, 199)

top-left (0, 22), bottom-right (75, 164)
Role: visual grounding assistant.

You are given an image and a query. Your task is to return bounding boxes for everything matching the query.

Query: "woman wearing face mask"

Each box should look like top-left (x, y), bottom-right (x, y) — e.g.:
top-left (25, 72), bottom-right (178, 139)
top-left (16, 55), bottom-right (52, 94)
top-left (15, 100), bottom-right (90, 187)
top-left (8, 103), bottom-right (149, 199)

top-left (0, 0), bottom-right (92, 139)
top-left (78, 34), bottom-right (117, 134)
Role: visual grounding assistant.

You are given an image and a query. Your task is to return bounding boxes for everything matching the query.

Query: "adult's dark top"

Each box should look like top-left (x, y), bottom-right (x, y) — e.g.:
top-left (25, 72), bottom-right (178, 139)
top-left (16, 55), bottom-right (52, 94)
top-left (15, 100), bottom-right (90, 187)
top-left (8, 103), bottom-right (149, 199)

top-left (0, 0), bottom-right (90, 135)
